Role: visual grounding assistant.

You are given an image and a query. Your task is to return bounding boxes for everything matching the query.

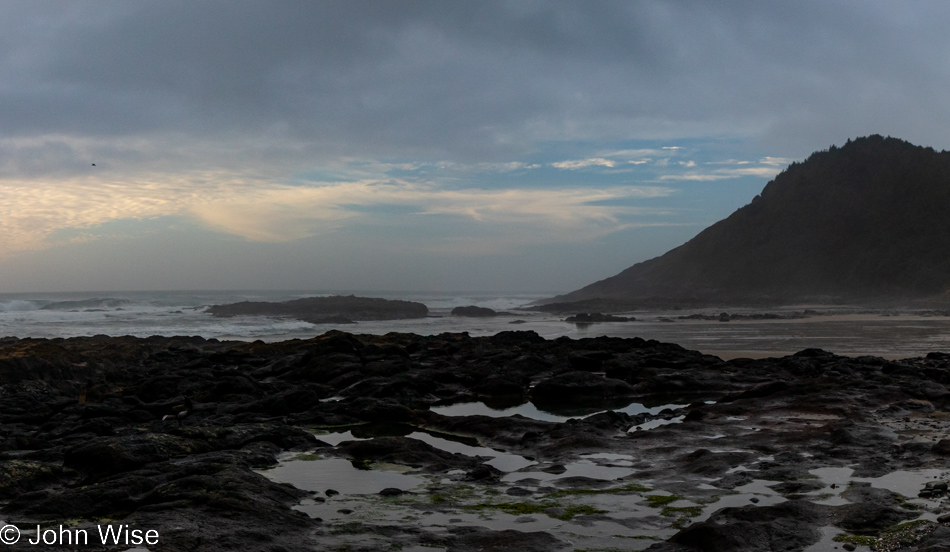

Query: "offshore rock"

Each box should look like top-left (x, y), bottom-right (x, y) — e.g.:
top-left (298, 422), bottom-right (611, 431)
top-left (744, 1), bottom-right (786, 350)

top-left (564, 312), bottom-right (635, 323)
top-left (207, 295), bottom-right (428, 322)
top-left (451, 305), bottom-right (499, 317)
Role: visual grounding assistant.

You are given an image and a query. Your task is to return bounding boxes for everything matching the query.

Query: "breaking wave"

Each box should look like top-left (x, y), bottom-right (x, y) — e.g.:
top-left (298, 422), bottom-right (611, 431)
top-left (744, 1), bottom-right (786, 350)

top-left (39, 298), bottom-right (132, 310)
top-left (0, 300), bottom-right (44, 312)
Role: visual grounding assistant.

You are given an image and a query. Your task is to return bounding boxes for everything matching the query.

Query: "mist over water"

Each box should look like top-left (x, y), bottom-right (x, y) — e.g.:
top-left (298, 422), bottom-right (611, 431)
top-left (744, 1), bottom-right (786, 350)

top-left (1, 290), bottom-right (949, 358)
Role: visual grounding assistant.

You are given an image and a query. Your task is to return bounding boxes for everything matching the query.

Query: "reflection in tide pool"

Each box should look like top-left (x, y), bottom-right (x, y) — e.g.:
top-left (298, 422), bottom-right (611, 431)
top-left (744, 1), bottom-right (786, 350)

top-left (313, 430), bottom-right (368, 446)
top-left (807, 466), bottom-right (950, 514)
top-left (431, 399), bottom-right (688, 423)
top-left (261, 456), bottom-right (424, 495)
top-left (628, 415), bottom-right (685, 432)
top-left (502, 459), bottom-right (636, 483)
top-left (803, 526), bottom-right (849, 552)
top-left (695, 479), bottom-right (786, 522)
top-left (404, 431), bottom-right (537, 472)
top-left (856, 468), bottom-right (948, 498)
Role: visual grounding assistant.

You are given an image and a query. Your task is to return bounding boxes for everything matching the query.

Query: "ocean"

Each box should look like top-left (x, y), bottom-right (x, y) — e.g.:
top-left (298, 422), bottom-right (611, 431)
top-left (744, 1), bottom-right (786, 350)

top-left (0, 290), bottom-right (557, 341)
top-left (2, 289), bottom-right (949, 359)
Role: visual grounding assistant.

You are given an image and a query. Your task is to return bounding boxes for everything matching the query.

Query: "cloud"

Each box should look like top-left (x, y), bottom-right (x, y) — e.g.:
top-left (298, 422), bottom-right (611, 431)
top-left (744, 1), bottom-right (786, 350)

top-left (4, 0), bottom-right (950, 172)
top-left (0, 174), bottom-right (202, 253)
top-left (551, 158), bottom-right (617, 169)
top-left (600, 148), bottom-right (667, 159)
top-left (190, 180), bottom-right (676, 243)
top-left (707, 159), bottom-right (753, 165)
top-left (759, 156), bottom-right (794, 166)
top-left (659, 165), bottom-right (784, 181)
top-left (0, 169), bottom-right (677, 256)
top-left (553, 147), bottom-right (678, 170)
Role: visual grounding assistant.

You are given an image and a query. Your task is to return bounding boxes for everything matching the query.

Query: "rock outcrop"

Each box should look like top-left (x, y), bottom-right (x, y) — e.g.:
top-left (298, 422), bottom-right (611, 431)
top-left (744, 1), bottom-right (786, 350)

top-left (451, 305), bottom-right (499, 317)
top-left (207, 295), bottom-right (428, 323)
top-left (564, 312), bottom-right (635, 323)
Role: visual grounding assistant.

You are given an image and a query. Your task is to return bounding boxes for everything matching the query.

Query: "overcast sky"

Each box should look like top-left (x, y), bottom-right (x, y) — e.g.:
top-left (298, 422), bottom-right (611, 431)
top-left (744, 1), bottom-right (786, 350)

top-left (1, 1), bottom-right (949, 293)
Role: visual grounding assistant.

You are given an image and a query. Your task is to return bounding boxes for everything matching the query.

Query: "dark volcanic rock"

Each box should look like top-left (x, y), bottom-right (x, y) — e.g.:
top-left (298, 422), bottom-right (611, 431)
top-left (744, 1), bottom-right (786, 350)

top-left (545, 135), bottom-right (950, 306)
top-left (64, 433), bottom-right (212, 481)
top-left (335, 436), bottom-right (483, 471)
top-left (446, 526), bottom-right (569, 552)
top-left (0, 460), bottom-right (64, 499)
top-left (207, 294), bottom-right (428, 321)
top-left (679, 448), bottom-right (755, 477)
top-left (298, 314), bottom-right (355, 324)
top-left (531, 371), bottom-right (637, 402)
top-left (564, 312), bottom-right (635, 323)
top-left (567, 350), bottom-right (615, 370)
top-left (4, 330), bottom-right (950, 551)
top-left (769, 480), bottom-right (825, 495)
top-left (835, 482), bottom-right (917, 534)
top-left (472, 376), bottom-right (528, 398)
top-left (451, 305), bottom-right (499, 317)
top-left (649, 501), bottom-right (829, 552)
top-left (933, 439), bottom-right (950, 455)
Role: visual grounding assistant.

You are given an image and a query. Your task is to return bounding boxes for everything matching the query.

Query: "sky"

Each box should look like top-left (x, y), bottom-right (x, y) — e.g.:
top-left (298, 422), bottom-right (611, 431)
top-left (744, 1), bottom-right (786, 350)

top-left (2, 1), bottom-right (950, 293)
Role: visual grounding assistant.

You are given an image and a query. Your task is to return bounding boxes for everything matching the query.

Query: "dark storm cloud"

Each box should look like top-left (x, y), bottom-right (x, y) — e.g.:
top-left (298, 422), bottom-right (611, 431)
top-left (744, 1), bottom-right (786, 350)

top-left (2, 1), bottom-right (950, 164)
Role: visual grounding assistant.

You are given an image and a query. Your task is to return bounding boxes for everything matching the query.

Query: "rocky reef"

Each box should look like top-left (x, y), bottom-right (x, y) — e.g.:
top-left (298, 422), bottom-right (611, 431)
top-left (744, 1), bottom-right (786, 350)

top-left (2, 332), bottom-right (950, 550)
top-left (450, 306), bottom-right (517, 317)
top-left (206, 295), bottom-right (428, 324)
top-left (451, 306), bottom-right (500, 317)
top-left (564, 312), bottom-right (636, 323)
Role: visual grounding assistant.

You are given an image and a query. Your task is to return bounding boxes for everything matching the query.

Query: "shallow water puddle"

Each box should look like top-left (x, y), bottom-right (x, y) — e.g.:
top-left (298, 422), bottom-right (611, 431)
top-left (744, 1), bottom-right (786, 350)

top-left (809, 466), bottom-right (852, 487)
top-left (261, 456), bottom-right (425, 495)
top-left (313, 430), bottom-right (368, 446)
top-left (856, 468), bottom-right (948, 498)
top-left (581, 452), bottom-right (635, 461)
top-left (292, 481), bottom-right (673, 550)
top-left (806, 466), bottom-right (950, 511)
top-left (312, 426), bottom-right (538, 472)
top-left (280, 429), bottom-right (950, 552)
top-left (581, 452), bottom-right (635, 466)
top-left (628, 415), bottom-right (685, 432)
top-left (306, 502), bottom-right (675, 550)
top-left (694, 479), bottom-right (787, 522)
top-left (405, 431), bottom-right (537, 472)
top-left (288, 427), bottom-right (865, 547)
top-left (803, 526), bottom-right (857, 552)
top-left (430, 399), bottom-right (688, 423)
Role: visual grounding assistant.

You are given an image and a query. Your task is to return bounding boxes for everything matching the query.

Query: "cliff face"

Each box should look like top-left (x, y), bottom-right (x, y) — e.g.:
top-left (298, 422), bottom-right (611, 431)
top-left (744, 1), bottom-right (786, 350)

top-left (551, 135), bottom-right (950, 305)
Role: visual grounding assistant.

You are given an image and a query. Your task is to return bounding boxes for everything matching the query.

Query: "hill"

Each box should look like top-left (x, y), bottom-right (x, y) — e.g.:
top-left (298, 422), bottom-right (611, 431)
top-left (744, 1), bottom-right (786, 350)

top-left (545, 135), bottom-right (950, 307)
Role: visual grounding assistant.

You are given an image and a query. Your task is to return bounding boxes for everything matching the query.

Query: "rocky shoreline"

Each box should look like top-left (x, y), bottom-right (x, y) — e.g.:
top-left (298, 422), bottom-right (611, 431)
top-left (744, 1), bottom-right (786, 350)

top-left (2, 331), bottom-right (950, 550)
